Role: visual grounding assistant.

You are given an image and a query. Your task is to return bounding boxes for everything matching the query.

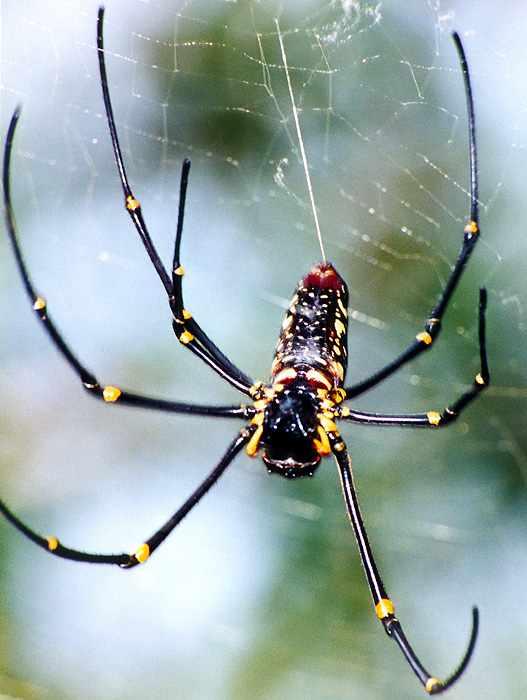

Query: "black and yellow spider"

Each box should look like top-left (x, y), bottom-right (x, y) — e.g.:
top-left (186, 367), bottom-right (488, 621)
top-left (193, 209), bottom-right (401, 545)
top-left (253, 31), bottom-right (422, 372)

top-left (1, 7), bottom-right (488, 695)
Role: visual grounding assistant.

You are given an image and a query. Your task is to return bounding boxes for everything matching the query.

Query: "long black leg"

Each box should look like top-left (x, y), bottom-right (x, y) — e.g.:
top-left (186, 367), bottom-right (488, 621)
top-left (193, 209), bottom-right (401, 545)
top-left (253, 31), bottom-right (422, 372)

top-left (1, 108), bottom-right (250, 419)
top-left (329, 434), bottom-right (478, 694)
top-left (97, 7), bottom-right (254, 396)
top-left (0, 429), bottom-right (251, 566)
top-left (170, 159), bottom-right (254, 391)
top-left (340, 287), bottom-right (489, 427)
top-left (96, 7), bottom-right (171, 295)
top-left (345, 32), bottom-right (479, 400)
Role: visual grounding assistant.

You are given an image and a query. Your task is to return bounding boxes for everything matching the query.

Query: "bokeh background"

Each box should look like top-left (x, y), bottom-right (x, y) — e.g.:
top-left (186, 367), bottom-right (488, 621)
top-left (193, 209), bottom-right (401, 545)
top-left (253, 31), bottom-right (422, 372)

top-left (1, 1), bottom-right (526, 699)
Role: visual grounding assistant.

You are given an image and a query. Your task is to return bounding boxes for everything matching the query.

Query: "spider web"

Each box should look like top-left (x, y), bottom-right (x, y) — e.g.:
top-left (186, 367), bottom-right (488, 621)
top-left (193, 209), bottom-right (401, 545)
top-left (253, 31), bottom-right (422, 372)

top-left (1, 1), bottom-right (526, 699)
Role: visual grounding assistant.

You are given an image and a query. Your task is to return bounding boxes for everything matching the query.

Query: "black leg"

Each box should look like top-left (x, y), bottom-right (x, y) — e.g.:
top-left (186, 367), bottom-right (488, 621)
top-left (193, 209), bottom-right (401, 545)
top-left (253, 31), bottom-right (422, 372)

top-left (345, 32), bottom-right (479, 400)
top-left (96, 8), bottom-right (254, 396)
top-left (95, 7), bottom-right (171, 295)
top-left (0, 429), bottom-right (251, 567)
top-left (170, 160), bottom-right (254, 391)
top-left (329, 434), bottom-right (478, 694)
top-left (340, 288), bottom-right (489, 427)
top-left (1, 109), bottom-right (250, 420)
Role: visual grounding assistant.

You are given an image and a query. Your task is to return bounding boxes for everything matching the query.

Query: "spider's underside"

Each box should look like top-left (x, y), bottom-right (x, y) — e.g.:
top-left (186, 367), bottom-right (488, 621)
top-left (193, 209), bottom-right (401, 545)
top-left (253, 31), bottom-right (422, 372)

top-left (0, 7), bottom-right (490, 695)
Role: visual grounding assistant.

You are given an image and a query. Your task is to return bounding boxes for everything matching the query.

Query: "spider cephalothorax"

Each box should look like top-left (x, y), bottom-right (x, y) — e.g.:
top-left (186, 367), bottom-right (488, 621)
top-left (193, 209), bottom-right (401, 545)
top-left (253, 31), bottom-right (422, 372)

top-left (260, 382), bottom-right (322, 478)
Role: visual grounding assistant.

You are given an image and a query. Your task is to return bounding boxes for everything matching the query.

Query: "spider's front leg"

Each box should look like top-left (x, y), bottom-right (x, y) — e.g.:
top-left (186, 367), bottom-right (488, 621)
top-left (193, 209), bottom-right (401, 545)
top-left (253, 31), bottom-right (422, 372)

top-left (97, 7), bottom-right (253, 396)
top-left (168, 158), bottom-right (254, 394)
top-left (2, 109), bottom-right (251, 419)
top-left (345, 32), bottom-right (481, 401)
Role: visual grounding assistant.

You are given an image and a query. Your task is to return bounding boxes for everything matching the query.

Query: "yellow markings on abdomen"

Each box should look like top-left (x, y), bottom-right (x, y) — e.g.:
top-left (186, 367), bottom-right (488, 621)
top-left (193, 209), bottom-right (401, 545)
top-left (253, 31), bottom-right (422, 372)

top-left (330, 361), bottom-right (344, 382)
top-left (334, 319), bottom-right (346, 337)
top-left (274, 367), bottom-right (297, 385)
top-left (270, 356), bottom-right (282, 375)
top-left (306, 368), bottom-right (332, 390)
top-left (281, 314), bottom-right (294, 332)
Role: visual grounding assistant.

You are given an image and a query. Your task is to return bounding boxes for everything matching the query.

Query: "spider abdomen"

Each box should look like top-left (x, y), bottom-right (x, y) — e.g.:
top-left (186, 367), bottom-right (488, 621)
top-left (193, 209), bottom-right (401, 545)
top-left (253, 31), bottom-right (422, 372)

top-left (271, 262), bottom-right (349, 389)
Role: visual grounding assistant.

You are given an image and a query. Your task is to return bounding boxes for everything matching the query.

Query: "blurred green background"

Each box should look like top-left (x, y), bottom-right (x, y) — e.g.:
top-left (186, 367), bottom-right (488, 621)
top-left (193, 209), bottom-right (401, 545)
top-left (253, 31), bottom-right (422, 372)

top-left (1, 1), bottom-right (526, 699)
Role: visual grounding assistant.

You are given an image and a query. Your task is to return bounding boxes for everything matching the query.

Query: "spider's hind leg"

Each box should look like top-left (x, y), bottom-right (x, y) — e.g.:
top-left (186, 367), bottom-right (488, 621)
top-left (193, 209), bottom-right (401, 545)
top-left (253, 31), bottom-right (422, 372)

top-left (330, 433), bottom-right (479, 694)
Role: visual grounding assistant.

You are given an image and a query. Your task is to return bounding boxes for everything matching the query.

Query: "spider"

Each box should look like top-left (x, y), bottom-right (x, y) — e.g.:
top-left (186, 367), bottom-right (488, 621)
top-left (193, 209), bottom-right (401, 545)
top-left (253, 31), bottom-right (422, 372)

top-left (1, 7), bottom-right (488, 695)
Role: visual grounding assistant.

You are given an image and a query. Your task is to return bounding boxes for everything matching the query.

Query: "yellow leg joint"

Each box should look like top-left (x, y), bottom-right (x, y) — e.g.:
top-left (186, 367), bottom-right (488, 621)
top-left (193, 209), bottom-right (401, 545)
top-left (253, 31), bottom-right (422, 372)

top-left (464, 220), bottom-right (479, 235)
top-left (134, 543), bottom-right (150, 563)
top-left (33, 296), bottom-right (47, 311)
top-left (182, 309), bottom-right (192, 320)
top-left (375, 598), bottom-right (395, 619)
top-left (179, 330), bottom-right (194, 345)
top-left (103, 385), bottom-right (122, 403)
top-left (475, 372), bottom-right (485, 385)
top-left (126, 195), bottom-right (141, 211)
top-left (47, 536), bottom-right (59, 551)
top-left (174, 265), bottom-right (185, 276)
top-left (416, 331), bottom-right (433, 345)
top-left (246, 426), bottom-right (263, 457)
top-left (427, 411), bottom-right (441, 426)
top-left (425, 677), bottom-right (442, 694)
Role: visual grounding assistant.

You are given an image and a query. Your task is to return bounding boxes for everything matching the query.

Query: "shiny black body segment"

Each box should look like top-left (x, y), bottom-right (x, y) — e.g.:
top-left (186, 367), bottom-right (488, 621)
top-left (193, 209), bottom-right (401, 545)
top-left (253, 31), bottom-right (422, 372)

top-left (271, 265), bottom-right (349, 382)
top-left (1, 8), bottom-right (491, 695)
